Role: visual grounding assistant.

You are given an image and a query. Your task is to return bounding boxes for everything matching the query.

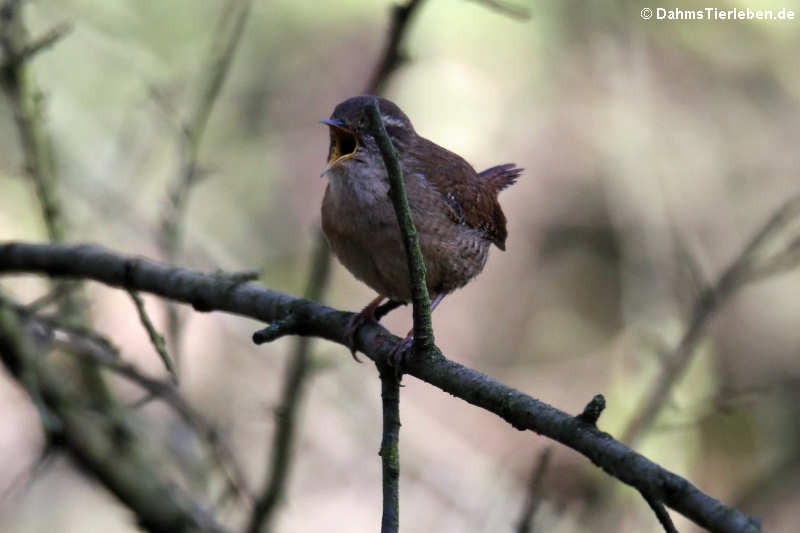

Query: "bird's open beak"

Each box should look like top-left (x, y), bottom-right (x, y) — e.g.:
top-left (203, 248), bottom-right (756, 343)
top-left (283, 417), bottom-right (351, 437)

top-left (321, 119), bottom-right (358, 176)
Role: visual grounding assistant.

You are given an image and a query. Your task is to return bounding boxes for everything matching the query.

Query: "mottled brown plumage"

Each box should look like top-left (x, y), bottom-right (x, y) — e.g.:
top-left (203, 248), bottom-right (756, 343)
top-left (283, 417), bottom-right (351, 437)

top-left (320, 95), bottom-right (521, 356)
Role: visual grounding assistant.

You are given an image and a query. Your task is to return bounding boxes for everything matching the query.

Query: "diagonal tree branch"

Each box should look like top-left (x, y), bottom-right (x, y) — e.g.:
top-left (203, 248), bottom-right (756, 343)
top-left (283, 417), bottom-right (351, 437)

top-left (1, 294), bottom-right (253, 509)
top-left (515, 447), bottom-right (551, 533)
top-left (246, 232), bottom-right (331, 533)
top-left (0, 2), bottom-right (66, 244)
top-left (0, 1), bottom-right (86, 324)
top-left (641, 489), bottom-right (680, 533)
top-left (0, 241), bottom-right (761, 533)
top-left (128, 289), bottom-right (178, 382)
top-left (0, 0), bottom-right (112, 428)
top-left (366, 0), bottom-right (427, 95)
top-left (622, 194), bottom-right (800, 445)
top-left (158, 0), bottom-right (252, 367)
top-left (465, 0), bottom-right (530, 20)
top-left (0, 302), bottom-right (233, 533)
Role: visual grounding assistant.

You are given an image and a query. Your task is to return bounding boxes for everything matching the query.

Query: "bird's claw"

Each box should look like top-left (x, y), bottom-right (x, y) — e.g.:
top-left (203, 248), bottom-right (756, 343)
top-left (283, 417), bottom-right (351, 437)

top-left (345, 296), bottom-right (387, 362)
top-left (344, 314), bottom-right (372, 362)
top-left (385, 332), bottom-right (414, 375)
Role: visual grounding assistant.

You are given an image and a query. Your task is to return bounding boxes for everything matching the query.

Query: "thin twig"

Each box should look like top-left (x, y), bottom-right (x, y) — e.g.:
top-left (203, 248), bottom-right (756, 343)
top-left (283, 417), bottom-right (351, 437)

top-left (24, 280), bottom-right (79, 312)
top-left (10, 22), bottom-right (72, 66)
top-left (365, 93), bottom-right (438, 533)
top-left (57, 325), bottom-right (252, 506)
top-left (247, 233), bottom-right (331, 533)
top-left (86, 351), bottom-right (252, 506)
top-left (0, 303), bottom-right (233, 533)
top-left (0, 0), bottom-right (110, 424)
top-left (515, 448), bottom-right (551, 533)
top-left (366, 0), bottom-right (427, 94)
top-left (640, 490), bottom-right (680, 533)
top-left (622, 194), bottom-right (800, 445)
top-left (0, 6), bottom-right (65, 244)
top-left (158, 0), bottom-right (252, 369)
top-left (0, 3), bottom-right (86, 323)
top-left (366, 98), bottom-right (434, 351)
top-left (128, 289), bottom-right (178, 382)
top-left (379, 366), bottom-right (401, 533)
top-left (0, 447), bottom-right (58, 503)
top-left (3, 299), bottom-right (252, 506)
top-left (465, 0), bottom-right (531, 20)
top-left (667, 216), bottom-right (707, 311)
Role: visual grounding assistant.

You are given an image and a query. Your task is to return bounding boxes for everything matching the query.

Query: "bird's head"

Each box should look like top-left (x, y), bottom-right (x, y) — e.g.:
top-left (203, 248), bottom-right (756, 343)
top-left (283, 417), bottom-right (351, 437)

top-left (321, 95), bottom-right (415, 175)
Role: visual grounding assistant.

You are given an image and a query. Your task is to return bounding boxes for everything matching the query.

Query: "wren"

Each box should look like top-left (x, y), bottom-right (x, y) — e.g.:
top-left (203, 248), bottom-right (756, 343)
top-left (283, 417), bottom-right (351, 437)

top-left (320, 95), bottom-right (521, 361)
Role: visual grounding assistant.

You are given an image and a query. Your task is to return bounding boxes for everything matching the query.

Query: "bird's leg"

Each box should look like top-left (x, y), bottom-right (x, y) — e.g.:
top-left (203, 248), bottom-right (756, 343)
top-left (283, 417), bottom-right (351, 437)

top-left (388, 293), bottom-right (445, 369)
top-left (345, 295), bottom-right (386, 361)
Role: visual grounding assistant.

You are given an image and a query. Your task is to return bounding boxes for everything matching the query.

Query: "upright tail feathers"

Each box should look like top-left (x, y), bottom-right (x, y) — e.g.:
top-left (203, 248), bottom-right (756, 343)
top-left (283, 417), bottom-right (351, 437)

top-left (478, 163), bottom-right (523, 195)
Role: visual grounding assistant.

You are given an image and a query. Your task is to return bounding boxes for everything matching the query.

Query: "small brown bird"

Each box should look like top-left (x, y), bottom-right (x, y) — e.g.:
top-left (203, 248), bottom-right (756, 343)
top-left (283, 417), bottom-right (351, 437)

top-left (320, 95), bottom-right (521, 360)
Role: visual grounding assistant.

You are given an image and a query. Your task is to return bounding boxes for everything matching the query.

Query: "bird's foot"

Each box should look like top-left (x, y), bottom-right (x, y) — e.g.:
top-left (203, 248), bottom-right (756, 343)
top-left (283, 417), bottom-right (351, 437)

top-left (343, 313), bottom-right (371, 362)
top-left (386, 330), bottom-right (414, 373)
top-left (344, 296), bottom-right (386, 361)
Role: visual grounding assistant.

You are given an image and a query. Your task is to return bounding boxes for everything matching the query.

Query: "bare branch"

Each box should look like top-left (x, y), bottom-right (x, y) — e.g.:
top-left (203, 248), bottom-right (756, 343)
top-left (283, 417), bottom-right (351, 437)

top-left (10, 22), bottom-right (71, 65)
top-left (465, 0), bottom-right (531, 20)
top-left (24, 279), bottom-right (80, 312)
top-left (247, 233), bottom-right (331, 533)
top-left (367, 98), bottom-right (435, 352)
top-left (158, 0), bottom-right (252, 367)
top-left (379, 367), bottom-right (401, 533)
top-left (365, 97), bottom-right (447, 533)
top-left (365, 0), bottom-right (427, 94)
top-left (0, 241), bottom-right (762, 533)
top-left (515, 448), bottom-right (551, 533)
top-left (622, 194), bottom-right (800, 445)
top-left (128, 289), bottom-right (178, 382)
top-left (0, 447), bottom-right (58, 503)
top-left (0, 302), bottom-right (234, 533)
top-left (4, 300), bottom-right (253, 507)
top-left (0, 2), bottom-right (86, 323)
top-left (641, 490), bottom-right (680, 533)
top-left (0, 4), bottom-right (66, 243)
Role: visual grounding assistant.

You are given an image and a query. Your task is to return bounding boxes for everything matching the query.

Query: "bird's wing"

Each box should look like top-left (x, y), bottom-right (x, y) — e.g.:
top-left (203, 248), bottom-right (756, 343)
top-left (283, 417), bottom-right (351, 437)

top-left (409, 137), bottom-right (521, 250)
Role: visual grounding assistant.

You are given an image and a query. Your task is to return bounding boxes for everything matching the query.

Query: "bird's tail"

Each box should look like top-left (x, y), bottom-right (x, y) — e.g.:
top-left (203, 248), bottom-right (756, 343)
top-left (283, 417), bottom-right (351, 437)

top-left (478, 163), bottom-right (523, 194)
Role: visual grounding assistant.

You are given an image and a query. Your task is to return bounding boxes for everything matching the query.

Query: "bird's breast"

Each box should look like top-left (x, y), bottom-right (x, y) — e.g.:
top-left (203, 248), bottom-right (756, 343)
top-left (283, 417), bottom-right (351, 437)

top-left (321, 166), bottom-right (409, 299)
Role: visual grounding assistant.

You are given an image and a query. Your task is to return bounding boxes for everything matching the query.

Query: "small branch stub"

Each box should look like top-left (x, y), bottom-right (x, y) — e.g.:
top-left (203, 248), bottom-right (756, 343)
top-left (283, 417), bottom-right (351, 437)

top-left (252, 314), bottom-right (301, 345)
top-left (577, 394), bottom-right (606, 426)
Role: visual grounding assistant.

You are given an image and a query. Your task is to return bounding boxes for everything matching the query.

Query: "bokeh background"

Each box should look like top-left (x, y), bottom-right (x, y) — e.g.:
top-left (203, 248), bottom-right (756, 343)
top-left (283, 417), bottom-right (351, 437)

top-left (1, 0), bottom-right (800, 532)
